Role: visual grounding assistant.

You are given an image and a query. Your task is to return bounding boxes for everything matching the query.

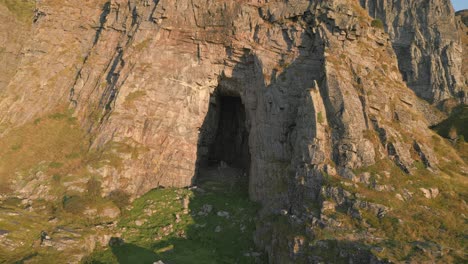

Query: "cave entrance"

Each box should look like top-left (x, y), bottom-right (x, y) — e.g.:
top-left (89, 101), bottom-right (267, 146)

top-left (196, 93), bottom-right (251, 189)
top-left (211, 96), bottom-right (250, 170)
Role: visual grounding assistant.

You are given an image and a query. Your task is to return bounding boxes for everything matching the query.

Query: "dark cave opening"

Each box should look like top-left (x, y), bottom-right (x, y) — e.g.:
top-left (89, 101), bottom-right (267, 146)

top-left (210, 96), bottom-right (250, 170)
top-left (196, 93), bottom-right (251, 186)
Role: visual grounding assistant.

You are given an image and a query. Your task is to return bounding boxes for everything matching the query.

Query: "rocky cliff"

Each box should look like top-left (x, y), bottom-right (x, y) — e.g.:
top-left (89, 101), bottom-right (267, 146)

top-left (0, 0), bottom-right (466, 263)
top-left (360, 0), bottom-right (466, 105)
top-left (457, 9), bottom-right (468, 92)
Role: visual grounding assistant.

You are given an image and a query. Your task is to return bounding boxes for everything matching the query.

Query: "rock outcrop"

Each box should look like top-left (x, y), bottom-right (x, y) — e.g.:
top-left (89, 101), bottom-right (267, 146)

top-left (0, 0), bottom-right (466, 263)
top-left (457, 10), bottom-right (468, 94)
top-left (360, 0), bottom-right (466, 104)
top-left (0, 0), bottom-right (443, 202)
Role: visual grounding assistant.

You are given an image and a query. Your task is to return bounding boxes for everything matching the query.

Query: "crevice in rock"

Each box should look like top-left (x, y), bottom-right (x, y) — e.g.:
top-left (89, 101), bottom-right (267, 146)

top-left (69, 1), bottom-right (113, 106)
top-left (387, 142), bottom-right (410, 174)
top-left (413, 141), bottom-right (431, 168)
top-left (370, 117), bottom-right (387, 145)
top-left (33, 8), bottom-right (46, 23)
top-left (93, 2), bottom-right (112, 46)
top-left (149, 0), bottom-right (160, 22)
top-left (370, 117), bottom-right (409, 173)
top-left (351, 67), bottom-right (370, 130)
top-left (70, 0), bottom-right (156, 130)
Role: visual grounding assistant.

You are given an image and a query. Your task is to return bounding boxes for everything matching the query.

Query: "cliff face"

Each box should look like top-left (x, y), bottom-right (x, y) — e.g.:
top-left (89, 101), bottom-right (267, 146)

top-left (360, 0), bottom-right (466, 104)
top-left (0, 0), bottom-right (466, 263)
top-left (0, 0), bottom-right (446, 201)
top-left (456, 10), bottom-right (468, 89)
top-left (0, 0), bottom-right (430, 205)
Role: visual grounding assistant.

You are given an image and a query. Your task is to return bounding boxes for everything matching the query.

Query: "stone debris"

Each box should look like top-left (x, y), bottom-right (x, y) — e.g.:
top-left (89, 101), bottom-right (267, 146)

top-left (135, 219), bottom-right (146, 226)
top-left (420, 188), bottom-right (440, 199)
top-left (321, 201), bottom-right (335, 212)
top-left (182, 195), bottom-right (190, 214)
top-left (395, 194), bottom-right (404, 201)
top-left (198, 204), bottom-right (213, 216)
top-left (217, 211), bottom-right (230, 218)
top-left (402, 189), bottom-right (414, 201)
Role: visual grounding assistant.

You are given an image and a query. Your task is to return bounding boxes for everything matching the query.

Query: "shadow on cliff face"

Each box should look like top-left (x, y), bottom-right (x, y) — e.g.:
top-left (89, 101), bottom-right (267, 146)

top-left (84, 9), bottom-right (388, 263)
top-left (194, 50), bottom-right (263, 196)
top-left (195, 89), bottom-right (251, 191)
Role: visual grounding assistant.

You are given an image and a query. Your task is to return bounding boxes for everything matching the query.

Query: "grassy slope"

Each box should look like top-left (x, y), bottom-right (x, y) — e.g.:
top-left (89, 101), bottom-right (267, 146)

top-left (0, 107), bottom-right (255, 263)
top-left (299, 130), bottom-right (467, 263)
top-left (0, 110), bottom-right (88, 193)
top-left (0, 109), bottom-right (145, 263)
top-left (82, 180), bottom-right (261, 264)
top-left (0, 0), bottom-right (35, 24)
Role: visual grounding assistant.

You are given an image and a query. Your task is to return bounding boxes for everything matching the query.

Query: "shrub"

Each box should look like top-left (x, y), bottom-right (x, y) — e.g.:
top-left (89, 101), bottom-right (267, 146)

top-left (87, 178), bottom-right (102, 198)
top-left (48, 113), bottom-right (67, 120)
top-left (33, 118), bottom-right (41, 125)
top-left (52, 174), bottom-right (61, 182)
top-left (49, 161), bottom-right (64, 168)
top-left (62, 195), bottom-right (86, 214)
top-left (317, 111), bottom-right (324, 124)
top-left (107, 190), bottom-right (130, 210)
top-left (371, 19), bottom-right (384, 29)
top-left (11, 143), bottom-right (22, 151)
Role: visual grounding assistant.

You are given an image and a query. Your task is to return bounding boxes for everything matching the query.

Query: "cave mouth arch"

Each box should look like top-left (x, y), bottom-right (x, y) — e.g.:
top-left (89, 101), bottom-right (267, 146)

top-left (196, 89), bottom-right (251, 188)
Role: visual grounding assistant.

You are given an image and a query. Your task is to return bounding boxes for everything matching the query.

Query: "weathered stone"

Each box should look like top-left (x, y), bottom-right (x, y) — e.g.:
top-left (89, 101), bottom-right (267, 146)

top-left (217, 211), bottom-right (230, 218)
top-left (100, 204), bottom-right (121, 219)
top-left (420, 188), bottom-right (440, 199)
top-left (0, 1), bottom-right (464, 262)
top-left (321, 201), bottom-right (335, 212)
top-left (360, 0), bottom-right (466, 104)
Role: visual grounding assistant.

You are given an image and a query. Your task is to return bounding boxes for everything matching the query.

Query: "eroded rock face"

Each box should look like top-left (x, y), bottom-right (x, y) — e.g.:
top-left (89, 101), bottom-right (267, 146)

top-left (0, 1), bottom-right (465, 262)
top-left (360, 0), bottom-right (466, 104)
top-left (0, 0), bottom-right (441, 203)
top-left (456, 10), bottom-right (468, 94)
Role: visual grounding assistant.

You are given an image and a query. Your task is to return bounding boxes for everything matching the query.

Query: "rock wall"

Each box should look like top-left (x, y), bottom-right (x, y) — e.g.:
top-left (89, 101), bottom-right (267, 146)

top-left (456, 10), bottom-right (468, 92)
top-left (360, 0), bottom-right (466, 104)
top-left (0, 0), bottom-right (443, 207)
top-left (0, 0), bottom-right (465, 262)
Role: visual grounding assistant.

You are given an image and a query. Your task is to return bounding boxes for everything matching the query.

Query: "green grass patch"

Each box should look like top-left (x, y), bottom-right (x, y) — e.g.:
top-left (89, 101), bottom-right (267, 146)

top-left (317, 111), bottom-right (324, 124)
top-left (371, 19), bottom-right (384, 29)
top-left (83, 178), bottom-right (261, 263)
